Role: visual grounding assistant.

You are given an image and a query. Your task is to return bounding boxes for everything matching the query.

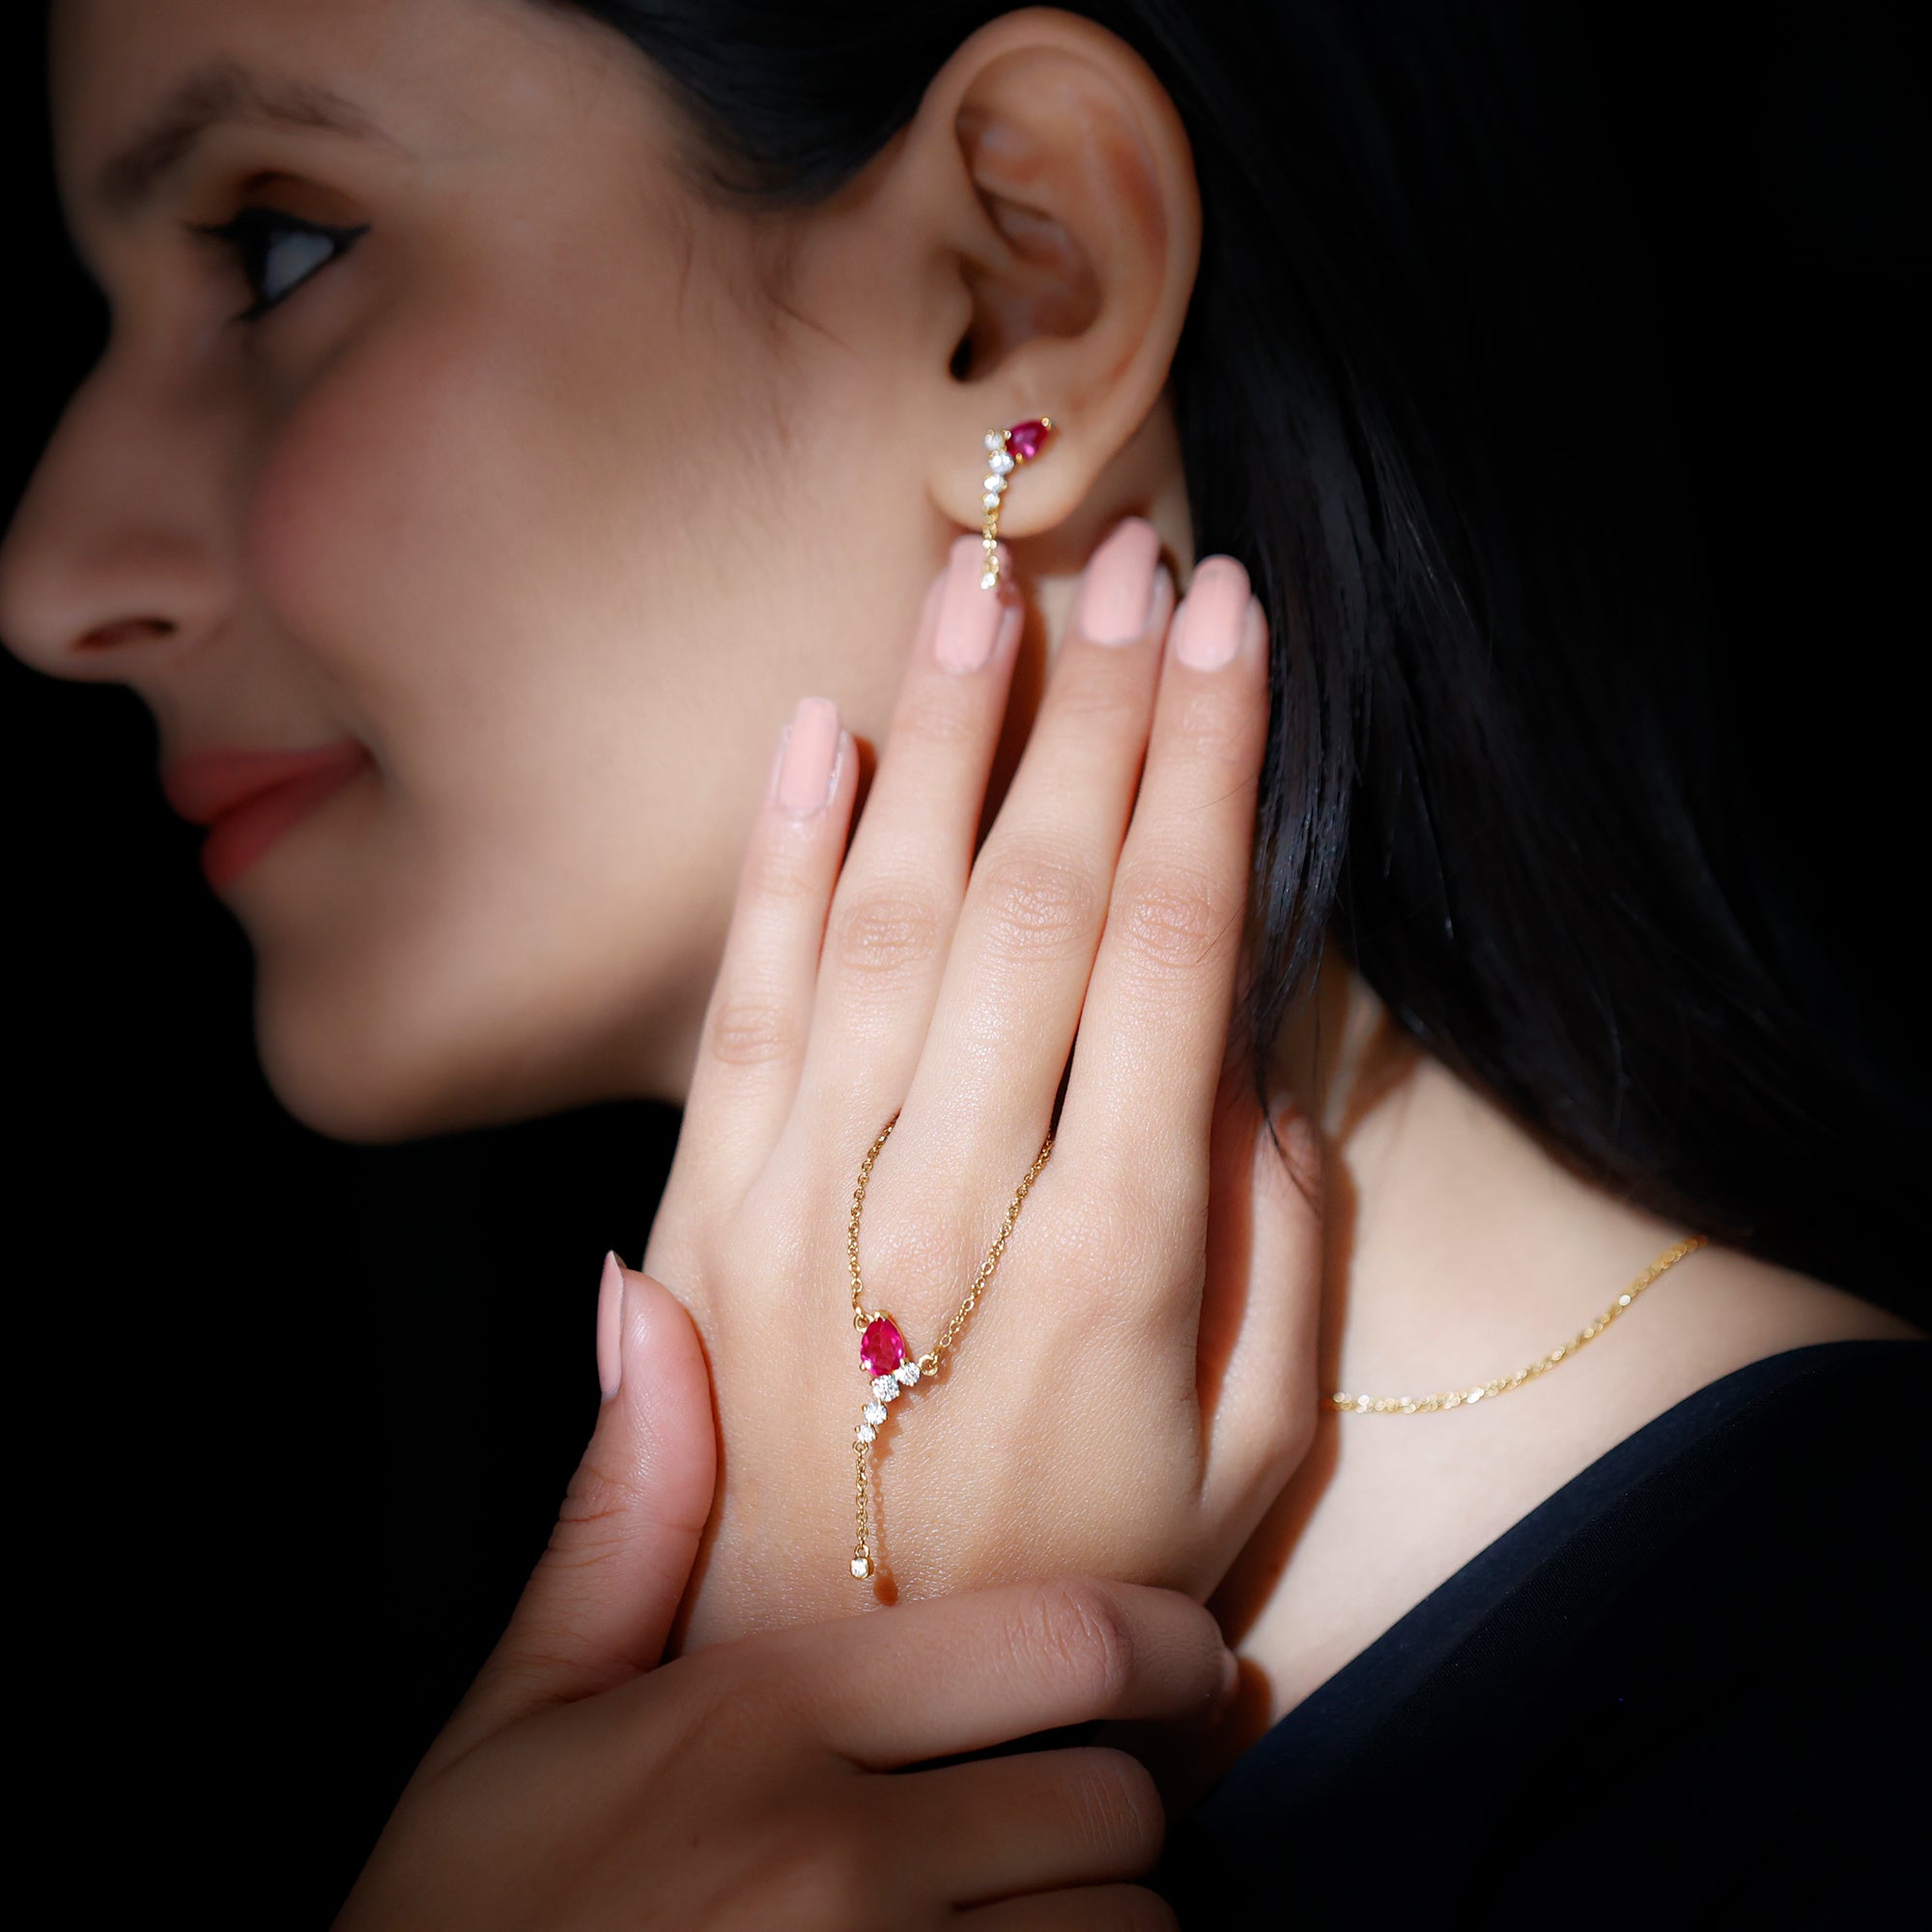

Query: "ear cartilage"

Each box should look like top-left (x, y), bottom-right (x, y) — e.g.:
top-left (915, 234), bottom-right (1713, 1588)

top-left (979, 417), bottom-right (1056, 590)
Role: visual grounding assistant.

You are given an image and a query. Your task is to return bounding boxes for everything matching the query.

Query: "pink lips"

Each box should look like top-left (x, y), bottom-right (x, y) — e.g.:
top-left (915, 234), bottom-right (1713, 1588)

top-left (162, 739), bottom-right (373, 892)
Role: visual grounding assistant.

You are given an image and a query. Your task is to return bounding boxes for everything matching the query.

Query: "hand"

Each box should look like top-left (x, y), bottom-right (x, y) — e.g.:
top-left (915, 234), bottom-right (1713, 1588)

top-left (338, 1262), bottom-right (1232, 1930)
top-left (648, 522), bottom-right (1321, 1646)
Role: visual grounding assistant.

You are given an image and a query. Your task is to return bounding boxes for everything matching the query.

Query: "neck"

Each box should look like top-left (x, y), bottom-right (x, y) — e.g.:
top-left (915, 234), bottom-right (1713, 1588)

top-left (1280, 961), bottom-right (1690, 1412)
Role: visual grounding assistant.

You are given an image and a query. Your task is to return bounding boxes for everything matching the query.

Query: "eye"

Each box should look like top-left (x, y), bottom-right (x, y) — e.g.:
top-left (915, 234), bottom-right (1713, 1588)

top-left (187, 205), bottom-right (370, 323)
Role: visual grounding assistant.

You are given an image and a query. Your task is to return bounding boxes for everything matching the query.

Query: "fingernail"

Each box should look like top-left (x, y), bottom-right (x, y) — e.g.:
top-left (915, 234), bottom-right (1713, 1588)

top-left (776, 696), bottom-right (840, 816)
top-left (597, 1250), bottom-right (625, 1402)
top-left (935, 534), bottom-right (1014, 673)
top-left (1075, 517), bottom-right (1162, 644)
top-left (1173, 557), bottom-right (1252, 670)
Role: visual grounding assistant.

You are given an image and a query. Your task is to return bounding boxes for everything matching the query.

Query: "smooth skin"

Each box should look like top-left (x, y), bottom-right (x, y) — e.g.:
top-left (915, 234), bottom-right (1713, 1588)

top-left (659, 529), bottom-right (1318, 1648)
top-left (3, 0), bottom-right (1917, 1919)
top-left (338, 1261), bottom-right (1236, 1929)
top-left (342, 532), bottom-right (1298, 1925)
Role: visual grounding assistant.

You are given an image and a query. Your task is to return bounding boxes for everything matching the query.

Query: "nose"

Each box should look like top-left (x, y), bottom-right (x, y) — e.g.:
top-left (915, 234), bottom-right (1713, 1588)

top-left (0, 349), bottom-right (228, 685)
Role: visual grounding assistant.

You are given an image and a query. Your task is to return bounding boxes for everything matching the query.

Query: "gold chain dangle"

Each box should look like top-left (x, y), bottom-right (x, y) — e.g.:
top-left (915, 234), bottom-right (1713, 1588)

top-left (845, 1111), bottom-right (1053, 1580)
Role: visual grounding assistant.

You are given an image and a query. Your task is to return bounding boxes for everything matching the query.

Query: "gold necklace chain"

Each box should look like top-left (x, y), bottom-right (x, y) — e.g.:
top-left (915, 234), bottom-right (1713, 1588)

top-left (1329, 1233), bottom-right (1708, 1415)
top-left (844, 1111), bottom-right (1054, 1578)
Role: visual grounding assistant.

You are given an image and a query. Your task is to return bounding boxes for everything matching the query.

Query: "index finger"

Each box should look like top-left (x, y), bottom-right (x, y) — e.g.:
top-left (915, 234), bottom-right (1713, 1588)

top-left (759, 1576), bottom-right (1234, 1768)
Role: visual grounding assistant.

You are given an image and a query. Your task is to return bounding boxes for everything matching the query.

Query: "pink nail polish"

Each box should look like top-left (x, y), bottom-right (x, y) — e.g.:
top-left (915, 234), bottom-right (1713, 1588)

top-left (935, 534), bottom-right (1013, 673)
top-left (1076, 518), bottom-right (1161, 644)
top-left (1173, 557), bottom-right (1252, 670)
top-left (777, 696), bottom-right (840, 816)
top-left (597, 1250), bottom-right (624, 1402)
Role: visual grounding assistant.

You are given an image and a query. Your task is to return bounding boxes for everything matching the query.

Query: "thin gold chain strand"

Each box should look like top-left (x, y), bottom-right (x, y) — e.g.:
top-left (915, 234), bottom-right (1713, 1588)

top-left (847, 1113), bottom-right (1054, 1374)
top-left (1329, 1234), bottom-right (1708, 1415)
top-left (846, 1112), bottom-right (1053, 1577)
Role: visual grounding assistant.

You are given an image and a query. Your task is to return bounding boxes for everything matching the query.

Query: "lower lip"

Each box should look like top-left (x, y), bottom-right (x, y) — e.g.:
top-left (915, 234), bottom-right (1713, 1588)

top-left (199, 751), bottom-right (372, 892)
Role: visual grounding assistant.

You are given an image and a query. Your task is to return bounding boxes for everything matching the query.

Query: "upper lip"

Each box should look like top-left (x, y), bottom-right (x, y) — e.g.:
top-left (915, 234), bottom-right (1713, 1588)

top-left (161, 739), bottom-right (372, 826)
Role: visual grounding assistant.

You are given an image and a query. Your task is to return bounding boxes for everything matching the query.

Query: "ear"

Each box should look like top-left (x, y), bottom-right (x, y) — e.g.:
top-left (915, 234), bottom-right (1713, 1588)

top-left (864, 8), bottom-right (1203, 542)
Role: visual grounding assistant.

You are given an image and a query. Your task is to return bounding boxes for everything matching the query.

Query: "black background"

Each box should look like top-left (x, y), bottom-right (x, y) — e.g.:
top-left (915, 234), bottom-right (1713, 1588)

top-left (3, 5), bottom-right (1921, 1923)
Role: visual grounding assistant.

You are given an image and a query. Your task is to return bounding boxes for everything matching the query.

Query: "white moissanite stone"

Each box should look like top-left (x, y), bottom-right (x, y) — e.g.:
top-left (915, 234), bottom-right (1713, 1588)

top-left (864, 1401), bottom-right (889, 1426)
top-left (856, 1421), bottom-right (876, 1445)
top-left (989, 449), bottom-right (1016, 475)
top-left (895, 1359), bottom-right (921, 1386)
top-left (871, 1375), bottom-right (900, 1402)
top-left (851, 1555), bottom-right (872, 1579)
top-left (980, 570), bottom-right (999, 589)
top-left (984, 431), bottom-right (1005, 450)
top-left (982, 493), bottom-right (1003, 512)
top-left (983, 473), bottom-right (1007, 494)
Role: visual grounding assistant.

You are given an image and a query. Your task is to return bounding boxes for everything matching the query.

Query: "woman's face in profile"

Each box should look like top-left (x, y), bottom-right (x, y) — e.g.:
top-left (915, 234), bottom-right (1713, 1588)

top-left (0, 0), bottom-right (961, 1138)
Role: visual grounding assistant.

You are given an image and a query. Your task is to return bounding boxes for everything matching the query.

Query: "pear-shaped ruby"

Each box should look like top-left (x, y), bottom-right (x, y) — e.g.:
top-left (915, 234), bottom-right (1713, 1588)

top-left (860, 1316), bottom-right (908, 1378)
top-left (1007, 418), bottom-right (1052, 463)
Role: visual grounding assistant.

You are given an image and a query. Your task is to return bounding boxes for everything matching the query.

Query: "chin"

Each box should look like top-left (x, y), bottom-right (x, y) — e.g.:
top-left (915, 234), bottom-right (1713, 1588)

top-left (250, 941), bottom-right (702, 1144)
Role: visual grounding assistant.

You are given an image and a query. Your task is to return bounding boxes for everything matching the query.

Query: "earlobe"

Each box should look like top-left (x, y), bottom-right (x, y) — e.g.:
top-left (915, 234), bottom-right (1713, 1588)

top-left (907, 10), bottom-right (1203, 539)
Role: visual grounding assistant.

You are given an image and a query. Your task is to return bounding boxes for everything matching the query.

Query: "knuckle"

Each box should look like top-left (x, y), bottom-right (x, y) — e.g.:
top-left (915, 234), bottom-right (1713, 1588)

top-left (552, 1448), bottom-right (634, 1559)
top-left (826, 883), bottom-right (945, 981)
top-left (892, 679), bottom-right (991, 751)
top-left (741, 826), bottom-right (830, 907)
top-left (704, 995), bottom-right (800, 1069)
top-left (972, 844), bottom-right (1100, 960)
top-left (1111, 862), bottom-right (1239, 976)
top-left (716, 1814), bottom-right (866, 1930)
top-left (1166, 683), bottom-right (1253, 762)
top-left (1016, 1578), bottom-right (1136, 1711)
top-left (1065, 1748), bottom-right (1166, 1871)
top-left (1045, 657), bottom-right (1147, 727)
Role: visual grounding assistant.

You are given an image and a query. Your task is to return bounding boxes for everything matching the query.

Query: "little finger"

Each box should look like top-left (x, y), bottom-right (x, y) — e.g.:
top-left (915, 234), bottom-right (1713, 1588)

top-left (1199, 1099), bottom-right (1323, 1523)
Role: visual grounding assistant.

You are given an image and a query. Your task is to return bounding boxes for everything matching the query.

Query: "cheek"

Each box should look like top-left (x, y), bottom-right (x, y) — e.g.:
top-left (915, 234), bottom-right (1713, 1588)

top-left (233, 280), bottom-right (811, 1129)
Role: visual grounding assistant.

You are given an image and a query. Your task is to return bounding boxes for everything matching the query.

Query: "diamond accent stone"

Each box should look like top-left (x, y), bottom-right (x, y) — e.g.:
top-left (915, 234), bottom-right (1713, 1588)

top-left (984, 430), bottom-right (1005, 451)
top-left (982, 493), bottom-right (1003, 512)
top-left (864, 1401), bottom-right (888, 1426)
top-left (980, 570), bottom-right (999, 589)
top-left (894, 1359), bottom-right (921, 1386)
top-left (871, 1375), bottom-right (900, 1402)
top-left (856, 1421), bottom-right (876, 1445)
top-left (989, 449), bottom-right (1015, 475)
top-left (852, 1554), bottom-right (873, 1578)
top-left (982, 472), bottom-right (1008, 494)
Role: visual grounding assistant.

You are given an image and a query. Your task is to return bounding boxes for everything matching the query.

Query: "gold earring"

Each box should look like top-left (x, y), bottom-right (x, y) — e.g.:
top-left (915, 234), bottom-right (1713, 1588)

top-left (979, 417), bottom-right (1056, 591)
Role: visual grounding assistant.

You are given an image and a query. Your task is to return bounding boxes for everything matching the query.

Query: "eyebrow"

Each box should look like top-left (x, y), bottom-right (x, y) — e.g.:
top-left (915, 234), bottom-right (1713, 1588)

top-left (96, 56), bottom-right (388, 216)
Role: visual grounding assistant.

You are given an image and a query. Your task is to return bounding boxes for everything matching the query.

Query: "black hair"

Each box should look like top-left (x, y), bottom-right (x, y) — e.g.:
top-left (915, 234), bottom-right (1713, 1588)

top-left (545, 0), bottom-right (1920, 1307)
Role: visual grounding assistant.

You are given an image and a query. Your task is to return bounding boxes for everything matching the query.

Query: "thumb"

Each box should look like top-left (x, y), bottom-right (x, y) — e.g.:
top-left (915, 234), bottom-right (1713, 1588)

top-left (432, 1254), bottom-right (716, 1767)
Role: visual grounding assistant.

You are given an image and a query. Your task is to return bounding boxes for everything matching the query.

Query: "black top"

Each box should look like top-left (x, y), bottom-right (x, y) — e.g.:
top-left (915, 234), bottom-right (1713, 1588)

top-left (1154, 1340), bottom-right (1930, 1927)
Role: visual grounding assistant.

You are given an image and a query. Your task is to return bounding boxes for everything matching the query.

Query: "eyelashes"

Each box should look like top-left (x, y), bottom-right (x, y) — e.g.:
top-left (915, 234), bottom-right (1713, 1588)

top-left (185, 205), bottom-right (372, 323)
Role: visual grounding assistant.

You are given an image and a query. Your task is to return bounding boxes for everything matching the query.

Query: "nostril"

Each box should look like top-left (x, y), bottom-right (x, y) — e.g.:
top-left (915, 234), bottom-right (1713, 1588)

top-left (73, 615), bottom-right (178, 653)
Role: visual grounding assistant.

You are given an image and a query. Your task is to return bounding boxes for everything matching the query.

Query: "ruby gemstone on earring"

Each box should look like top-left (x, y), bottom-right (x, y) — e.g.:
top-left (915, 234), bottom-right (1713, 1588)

top-left (1006, 417), bottom-right (1053, 462)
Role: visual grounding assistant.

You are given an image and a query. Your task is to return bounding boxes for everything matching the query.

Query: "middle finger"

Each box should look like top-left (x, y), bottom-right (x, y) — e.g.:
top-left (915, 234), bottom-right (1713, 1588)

top-left (894, 517), bottom-right (1175, 1179)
